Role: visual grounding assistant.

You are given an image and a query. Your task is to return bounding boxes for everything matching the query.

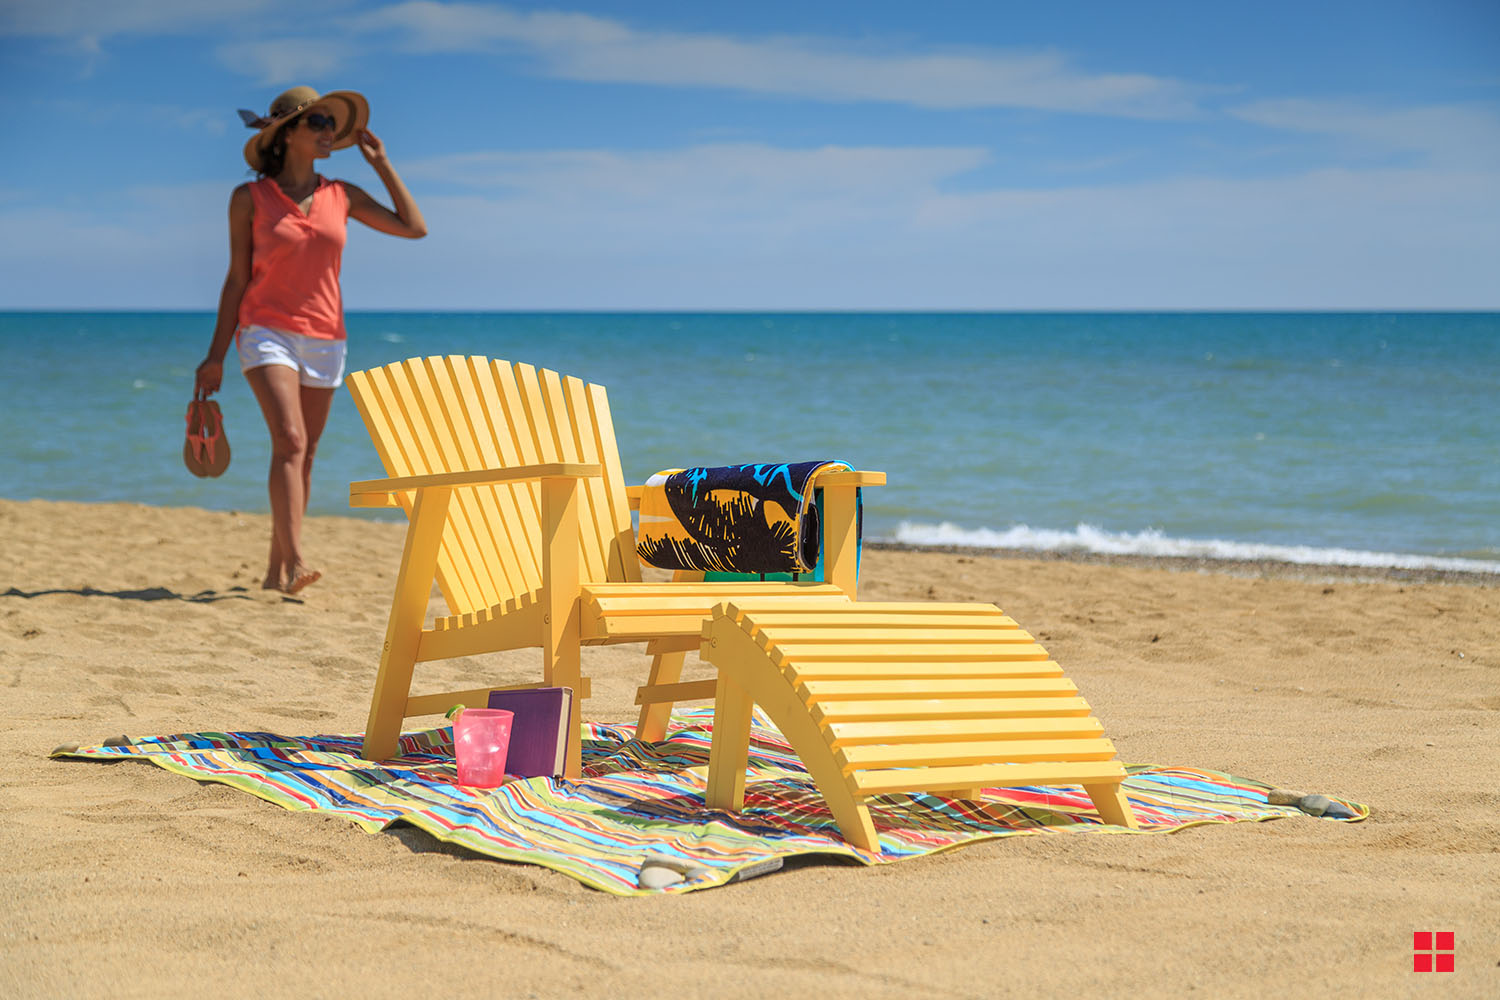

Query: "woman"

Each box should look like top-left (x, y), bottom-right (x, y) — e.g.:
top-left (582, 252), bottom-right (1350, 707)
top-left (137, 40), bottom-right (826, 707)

top-left (194, 86), bottom-right (426, 594)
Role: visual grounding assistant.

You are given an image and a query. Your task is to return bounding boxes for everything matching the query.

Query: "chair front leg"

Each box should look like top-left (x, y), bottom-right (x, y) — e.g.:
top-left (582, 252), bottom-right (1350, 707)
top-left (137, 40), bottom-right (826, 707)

top-left (363, 486), bottom-right (452, 760)
top-left (636, 648), bottom-right (687, 743)
top-left (820, 484), bottom-right (860, 597)
top-left (635, 570), bottom-right (705, 742)
top-left (541, 475), bottom-right (583, 778)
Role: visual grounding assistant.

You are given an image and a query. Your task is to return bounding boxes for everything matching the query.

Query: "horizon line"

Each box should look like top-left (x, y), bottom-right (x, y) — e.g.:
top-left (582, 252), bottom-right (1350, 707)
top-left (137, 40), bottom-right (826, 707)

top-left (3, 307), bottom-right (1498, 316)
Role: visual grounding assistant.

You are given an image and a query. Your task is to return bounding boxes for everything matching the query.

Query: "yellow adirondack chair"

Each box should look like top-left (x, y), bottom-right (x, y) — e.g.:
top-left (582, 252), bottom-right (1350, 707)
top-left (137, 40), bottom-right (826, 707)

top-left (345, 356), bottom-right (880, 776)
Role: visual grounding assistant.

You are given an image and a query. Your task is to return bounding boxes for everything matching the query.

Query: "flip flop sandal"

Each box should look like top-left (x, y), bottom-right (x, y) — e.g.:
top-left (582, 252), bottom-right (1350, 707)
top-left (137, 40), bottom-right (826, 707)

top-left (184, 396), bottom-right (231, 478)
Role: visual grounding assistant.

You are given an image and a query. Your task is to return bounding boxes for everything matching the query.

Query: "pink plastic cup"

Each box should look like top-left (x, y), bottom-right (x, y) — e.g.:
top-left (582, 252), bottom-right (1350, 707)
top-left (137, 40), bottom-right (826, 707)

top-left (453, 708), bottom-right (513, 787)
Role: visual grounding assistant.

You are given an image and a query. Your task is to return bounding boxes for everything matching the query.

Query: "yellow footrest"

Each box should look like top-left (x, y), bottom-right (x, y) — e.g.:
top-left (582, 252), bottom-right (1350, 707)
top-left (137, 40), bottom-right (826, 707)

top-left (701, 601), bottom-right (1139, 850)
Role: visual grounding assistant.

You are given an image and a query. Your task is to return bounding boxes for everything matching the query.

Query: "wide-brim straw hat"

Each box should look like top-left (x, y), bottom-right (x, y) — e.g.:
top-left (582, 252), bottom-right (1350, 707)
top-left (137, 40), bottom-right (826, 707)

top-left (241, 86), bottom-right (369, 170)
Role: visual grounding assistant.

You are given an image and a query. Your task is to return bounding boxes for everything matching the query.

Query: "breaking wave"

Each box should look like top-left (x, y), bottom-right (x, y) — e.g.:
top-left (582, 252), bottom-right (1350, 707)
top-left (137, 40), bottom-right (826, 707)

top-left (888, 522), bottom-right (1500, 574)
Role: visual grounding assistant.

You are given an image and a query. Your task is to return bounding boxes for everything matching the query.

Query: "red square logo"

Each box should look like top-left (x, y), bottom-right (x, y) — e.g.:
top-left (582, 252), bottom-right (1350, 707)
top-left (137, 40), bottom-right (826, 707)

top-left (1413, 930), bottom-right (1455, 973)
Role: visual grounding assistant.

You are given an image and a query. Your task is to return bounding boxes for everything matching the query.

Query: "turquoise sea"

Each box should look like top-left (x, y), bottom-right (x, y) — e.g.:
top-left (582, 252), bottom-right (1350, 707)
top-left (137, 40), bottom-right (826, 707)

top-left (2, 312), bottom-right (1497, 572)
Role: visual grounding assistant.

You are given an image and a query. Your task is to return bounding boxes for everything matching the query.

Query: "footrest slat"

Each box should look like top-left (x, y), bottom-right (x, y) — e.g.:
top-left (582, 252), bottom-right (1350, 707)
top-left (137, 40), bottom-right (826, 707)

top-left (737, 613), bottom-right (1022, 630)
top-left (839, 738), bottom-right (1119, 771)
top-left (747, 626), bottom-right (1034, 643)
top-left (827, 716), bottom-right (1107, 745)
top-left (852, 760), bottom-right (1129, 797)
top-left (798, 677), bottom-right (1079, 702)
top-left (722, 600), bottom-right (1003, 619)
top-left (785, 660), bottom-right (1065, 681)
top-left (771, 642), bottom-right (1052, 664)
top-left (812, 695), bottom-right (1088, 721)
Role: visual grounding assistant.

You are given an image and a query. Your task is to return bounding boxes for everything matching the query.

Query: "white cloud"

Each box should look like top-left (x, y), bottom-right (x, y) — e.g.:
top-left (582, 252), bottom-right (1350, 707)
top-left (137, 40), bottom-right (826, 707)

top-left (1, 0), bottom-right (282, 45)
top-left (408, 143), bottom-right (987, 202)
top-left (216, 37), bottom-right (355, 86)
top-left (1231, 99), bottom-right (1500, 168)
top-left (345, 142), bottom-right (1500, 309)
top-left (352, 1), bottom-right (1205, 118)
top-left (354, 1), bottom-right (622, 51)
top-left (397, 144), bottom-right (991, 263)
top-left (39, 98), bottom-right (227, 135)
top-left (4, 144), bottom-right (1495, 310)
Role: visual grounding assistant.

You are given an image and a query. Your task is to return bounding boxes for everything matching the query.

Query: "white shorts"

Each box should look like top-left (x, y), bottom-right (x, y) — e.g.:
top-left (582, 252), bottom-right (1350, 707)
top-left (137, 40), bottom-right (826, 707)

top-left (237, 325), bottom-right (348, 389)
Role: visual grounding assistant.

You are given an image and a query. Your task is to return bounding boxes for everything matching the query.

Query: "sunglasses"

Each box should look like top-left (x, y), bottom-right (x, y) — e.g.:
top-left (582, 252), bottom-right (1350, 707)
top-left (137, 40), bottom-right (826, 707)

top-left (299, 113), bottom-right (338, 133)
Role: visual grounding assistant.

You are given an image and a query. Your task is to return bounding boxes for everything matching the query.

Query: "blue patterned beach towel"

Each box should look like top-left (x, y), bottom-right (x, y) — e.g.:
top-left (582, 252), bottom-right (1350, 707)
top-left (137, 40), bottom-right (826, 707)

top-left (637, 461), bottom-right (858, 577)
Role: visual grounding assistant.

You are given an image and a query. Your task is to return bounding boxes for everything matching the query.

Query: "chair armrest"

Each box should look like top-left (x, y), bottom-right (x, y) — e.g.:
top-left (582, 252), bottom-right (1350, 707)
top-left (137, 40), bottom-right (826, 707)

top-left (814, 470), bottom-right (885, 488)
top-left (350, 462), bottom-right (601, 505)
top-left (350, 492), bottom-right (404, 509)
top-left (626, 485), bottom-right (644, 511)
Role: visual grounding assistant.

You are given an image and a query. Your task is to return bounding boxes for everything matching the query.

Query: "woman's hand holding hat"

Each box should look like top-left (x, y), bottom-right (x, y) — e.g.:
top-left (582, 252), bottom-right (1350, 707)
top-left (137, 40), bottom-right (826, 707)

top-left (357, 129), bottom-right (388, 166)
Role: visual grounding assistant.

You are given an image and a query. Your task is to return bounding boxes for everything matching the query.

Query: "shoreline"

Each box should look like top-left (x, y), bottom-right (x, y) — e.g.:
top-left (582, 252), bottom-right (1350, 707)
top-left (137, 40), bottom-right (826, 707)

top-left (5, 496), bottom-right (1493, 589)
top-left (866, 540), bottom-right (1500, 587)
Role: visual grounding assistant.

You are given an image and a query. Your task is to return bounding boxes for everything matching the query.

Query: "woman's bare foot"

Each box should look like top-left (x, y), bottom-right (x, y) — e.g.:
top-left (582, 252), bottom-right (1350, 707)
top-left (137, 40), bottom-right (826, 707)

top-left (283, 565), bottom-right (322, 595)
top-left (263, 545), bottom-right (284, 591)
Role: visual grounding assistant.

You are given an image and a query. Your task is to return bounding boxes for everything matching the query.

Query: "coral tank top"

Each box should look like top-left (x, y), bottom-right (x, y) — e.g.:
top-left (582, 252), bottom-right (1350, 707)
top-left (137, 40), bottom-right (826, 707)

top-left (238, 176), bottom-right (348, 341)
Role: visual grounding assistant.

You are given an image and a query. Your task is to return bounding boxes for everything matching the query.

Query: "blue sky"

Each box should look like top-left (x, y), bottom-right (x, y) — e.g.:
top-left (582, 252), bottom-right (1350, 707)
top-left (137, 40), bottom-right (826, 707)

top-left (2, 1), bottom-right (1497, 309)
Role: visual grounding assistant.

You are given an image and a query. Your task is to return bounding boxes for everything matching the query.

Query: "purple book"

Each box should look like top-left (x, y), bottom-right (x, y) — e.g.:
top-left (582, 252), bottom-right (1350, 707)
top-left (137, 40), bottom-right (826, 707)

top-left (485, 687), bottom-right (573, 778)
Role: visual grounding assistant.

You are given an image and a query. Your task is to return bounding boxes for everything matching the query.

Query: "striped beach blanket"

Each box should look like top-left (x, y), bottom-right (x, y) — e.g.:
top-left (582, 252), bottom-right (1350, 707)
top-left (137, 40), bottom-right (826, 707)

top-left (52, 708), bottom-right (1366, 895)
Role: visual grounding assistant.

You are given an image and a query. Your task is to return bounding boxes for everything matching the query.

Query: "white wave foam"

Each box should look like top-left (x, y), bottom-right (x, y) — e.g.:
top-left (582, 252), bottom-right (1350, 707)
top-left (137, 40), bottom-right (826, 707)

top-left (888, 522), bottom-right (1500, 574)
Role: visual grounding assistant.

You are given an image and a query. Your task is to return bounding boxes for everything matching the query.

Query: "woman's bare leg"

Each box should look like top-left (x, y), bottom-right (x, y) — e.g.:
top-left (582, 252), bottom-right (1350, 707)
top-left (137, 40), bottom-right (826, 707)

top-left (285, 384), bottom-right (336, 593)
top-left (257, 387), bottom-right (335, 586)
top-left (298, 383), bottom-right (336, 508)
top-left (246, 365), bottom-right (319, 592)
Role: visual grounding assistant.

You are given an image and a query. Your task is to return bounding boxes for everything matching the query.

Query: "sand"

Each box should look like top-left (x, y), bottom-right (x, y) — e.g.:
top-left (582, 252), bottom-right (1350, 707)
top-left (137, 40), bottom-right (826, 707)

top-left (2, 497), bottom-right (1496, 997)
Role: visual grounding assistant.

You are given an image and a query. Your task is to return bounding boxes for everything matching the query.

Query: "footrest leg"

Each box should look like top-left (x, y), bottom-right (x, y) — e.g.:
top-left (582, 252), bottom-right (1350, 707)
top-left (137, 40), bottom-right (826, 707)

top-left (834, 794), bottom-right (880, 853)
top-left (1085, 782), bottom-right (1139, 829)
top-left (706, 674), bottom-right (754, 811)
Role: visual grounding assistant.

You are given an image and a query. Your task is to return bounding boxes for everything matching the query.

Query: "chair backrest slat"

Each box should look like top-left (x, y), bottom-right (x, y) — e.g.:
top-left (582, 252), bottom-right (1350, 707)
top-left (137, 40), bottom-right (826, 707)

top-left (485, 360), bottom-right (548, 580)
top-left (346, 356), bottom-right (636, 618)
top-left (422, 357), bottom-right (520, 602)
top-left (444, 357), bottom-right (531, 597)
top-left (586, 381), bottom-right (642, 582)
top-left (565, 375), bottom-right (620, 583)
top-left (540, 368), bottom-right (607, 583)
top-left (513, 362), bottom-right (552, 464)
top-left (472, 360), bottom-right (544, 592)
top-left (360, 361), bottom-right (476, 611)
top-left (398, 359), bottom-right (487, 613)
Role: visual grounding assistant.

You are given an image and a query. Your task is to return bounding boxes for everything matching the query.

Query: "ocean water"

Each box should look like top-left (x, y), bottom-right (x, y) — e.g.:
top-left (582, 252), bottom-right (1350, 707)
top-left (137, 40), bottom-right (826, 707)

top-left (2, 312), bottom-right (1497, 572)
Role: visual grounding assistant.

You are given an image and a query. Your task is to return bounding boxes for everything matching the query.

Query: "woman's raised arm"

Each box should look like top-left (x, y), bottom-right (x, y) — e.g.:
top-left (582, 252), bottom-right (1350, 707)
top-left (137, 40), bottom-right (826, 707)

top-left (345, 129), bottom-right (427, 239)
